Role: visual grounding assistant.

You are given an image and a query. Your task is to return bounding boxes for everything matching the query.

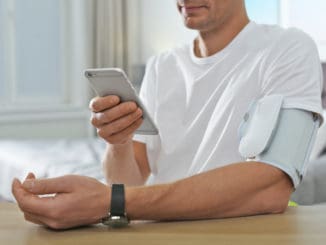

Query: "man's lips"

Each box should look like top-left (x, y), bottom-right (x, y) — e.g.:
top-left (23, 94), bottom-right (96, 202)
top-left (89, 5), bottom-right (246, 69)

top-left (184, 5), bottom-right (206, 10)
top-left (181, 5), bottom-right (207, 14)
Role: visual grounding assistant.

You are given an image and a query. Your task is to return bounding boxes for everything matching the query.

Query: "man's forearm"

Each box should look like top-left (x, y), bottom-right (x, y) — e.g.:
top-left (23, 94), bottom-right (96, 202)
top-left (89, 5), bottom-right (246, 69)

top-left (103, 140), bottom-right (145, 186)
top-left (125, 162), bottom-right (293, 220)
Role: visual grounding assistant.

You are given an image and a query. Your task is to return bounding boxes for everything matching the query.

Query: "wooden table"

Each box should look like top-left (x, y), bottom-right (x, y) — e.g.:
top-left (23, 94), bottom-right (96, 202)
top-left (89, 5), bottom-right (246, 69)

top-left (1, 202), bottom-right (325, 245)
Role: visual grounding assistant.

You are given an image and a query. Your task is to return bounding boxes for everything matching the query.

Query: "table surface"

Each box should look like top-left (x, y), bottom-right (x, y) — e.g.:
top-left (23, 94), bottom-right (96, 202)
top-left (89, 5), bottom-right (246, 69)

top-left (1, 202), bottom-right (326, 245)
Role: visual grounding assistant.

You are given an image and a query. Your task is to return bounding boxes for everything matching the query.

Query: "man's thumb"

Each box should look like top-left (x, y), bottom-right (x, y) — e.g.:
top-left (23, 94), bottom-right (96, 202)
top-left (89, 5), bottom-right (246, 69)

top-left (22, 177), bottom-right (71, 194)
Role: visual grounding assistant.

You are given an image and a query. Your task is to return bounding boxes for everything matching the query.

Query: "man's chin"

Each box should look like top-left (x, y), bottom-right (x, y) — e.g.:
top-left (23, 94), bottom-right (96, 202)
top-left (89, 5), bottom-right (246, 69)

top-left (183, 19), bottom-right (206, 31)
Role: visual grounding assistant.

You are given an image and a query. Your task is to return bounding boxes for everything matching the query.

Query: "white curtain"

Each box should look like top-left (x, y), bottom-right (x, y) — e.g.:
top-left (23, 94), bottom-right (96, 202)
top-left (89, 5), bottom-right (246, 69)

top-left (94, 0), bottom-right (128, 69)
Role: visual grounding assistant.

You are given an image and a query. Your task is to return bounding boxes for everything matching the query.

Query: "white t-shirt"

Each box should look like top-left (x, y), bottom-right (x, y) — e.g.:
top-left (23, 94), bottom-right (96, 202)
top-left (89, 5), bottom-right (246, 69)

top-left (134, 21), bottom-right (323, 186)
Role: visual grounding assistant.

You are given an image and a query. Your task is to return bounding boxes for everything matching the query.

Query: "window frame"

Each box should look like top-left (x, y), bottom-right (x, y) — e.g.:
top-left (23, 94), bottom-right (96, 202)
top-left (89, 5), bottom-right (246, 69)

top-left (0, 0), bottom-right (94, 123)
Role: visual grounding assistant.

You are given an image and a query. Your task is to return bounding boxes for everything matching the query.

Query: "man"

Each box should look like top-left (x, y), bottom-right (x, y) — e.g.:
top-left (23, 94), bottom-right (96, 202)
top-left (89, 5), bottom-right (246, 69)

top-left (12, 0), bottom-right (323, 229)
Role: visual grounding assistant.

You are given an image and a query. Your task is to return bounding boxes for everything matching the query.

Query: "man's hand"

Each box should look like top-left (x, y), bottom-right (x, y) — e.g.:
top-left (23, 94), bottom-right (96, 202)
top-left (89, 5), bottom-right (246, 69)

top-left (12, 173), bottom-right (110, 230)
top-left (89, 95), bottom-right (143, 144)
top-left (90, 95), bottom-right (149, 186)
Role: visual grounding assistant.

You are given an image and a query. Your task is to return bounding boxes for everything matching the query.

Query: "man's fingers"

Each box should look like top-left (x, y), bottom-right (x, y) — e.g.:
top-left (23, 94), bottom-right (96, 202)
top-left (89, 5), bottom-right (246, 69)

top-left (97, 108), bottom-right (142, 138)
top-left (23, 211), bottom-right (65, 230)
top-left (12, 178), bottom-right (22, 196)
top-left (89, 96), bottom-right (120, 112)
top-left (12, 178), bottom-right (54, 215)
top-left (24, 212), bottom-right (46, 226)
top-left (91, 101), bottom-right (139, 128)
top-left (107, 118), bottom-right (143, 144)
top-left (22, 176), bottom-right (72, 195)
top-left (107, 108), bottom-right (143, 133)
top-left (25, 172), bottom-right (36, 180)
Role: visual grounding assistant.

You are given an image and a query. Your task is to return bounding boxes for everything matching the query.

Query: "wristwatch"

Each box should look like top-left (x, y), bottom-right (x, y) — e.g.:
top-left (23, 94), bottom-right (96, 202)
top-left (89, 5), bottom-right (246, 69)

top-left (102, 184), bottom-right (129, 228)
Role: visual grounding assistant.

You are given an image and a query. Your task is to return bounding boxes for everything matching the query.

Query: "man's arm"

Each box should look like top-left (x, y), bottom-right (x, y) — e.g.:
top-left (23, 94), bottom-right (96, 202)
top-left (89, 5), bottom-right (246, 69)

top-left (91, 94), bottom-right (293, 219)
top-left (103, 140), bottom-right (150, 186)
top-left (125, 161), bottom-right (293, 220)
top-left (103, 134), bottom-right (293, 220)
top-left (11, 94), bottom-right (293, 229)
top-left (109, 131), bottom-right (293, 220)
top-left (12, 161), bottom-right (293, 230)
top-left (89, 95), bottom-right (150, 186)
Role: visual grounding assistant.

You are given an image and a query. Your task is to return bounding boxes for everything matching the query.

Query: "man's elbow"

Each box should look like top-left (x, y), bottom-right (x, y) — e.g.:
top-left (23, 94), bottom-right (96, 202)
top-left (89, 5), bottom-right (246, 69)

top-left (263, 175), bottom-right (293, 214)
top-left (269, 197), bottom-right (289, 214)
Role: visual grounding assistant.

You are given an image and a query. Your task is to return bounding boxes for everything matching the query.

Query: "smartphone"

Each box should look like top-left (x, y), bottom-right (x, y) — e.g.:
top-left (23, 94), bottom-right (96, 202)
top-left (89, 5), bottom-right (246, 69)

top-left (85, 68), bottom-right (158, 135)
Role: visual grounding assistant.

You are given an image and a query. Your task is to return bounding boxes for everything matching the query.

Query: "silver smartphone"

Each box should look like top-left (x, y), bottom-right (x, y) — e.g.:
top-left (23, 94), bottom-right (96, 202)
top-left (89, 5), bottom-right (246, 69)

top-left (85, 68), bottom-right (158, 135)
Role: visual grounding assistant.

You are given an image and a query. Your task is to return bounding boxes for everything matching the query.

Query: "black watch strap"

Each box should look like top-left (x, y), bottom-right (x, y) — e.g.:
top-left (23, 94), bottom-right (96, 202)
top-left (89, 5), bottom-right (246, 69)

top-left (110, 184), bottom-right (125, 216)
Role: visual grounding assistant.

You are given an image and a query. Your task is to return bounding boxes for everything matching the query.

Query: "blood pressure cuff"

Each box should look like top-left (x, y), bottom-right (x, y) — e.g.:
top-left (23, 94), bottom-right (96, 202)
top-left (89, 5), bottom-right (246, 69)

top-left (238, 95), bottom-right (320, 188)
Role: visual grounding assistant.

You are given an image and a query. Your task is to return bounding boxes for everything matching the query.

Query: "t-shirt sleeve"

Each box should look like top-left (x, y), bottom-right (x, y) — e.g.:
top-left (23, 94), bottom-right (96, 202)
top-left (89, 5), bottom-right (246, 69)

top-left (261, 28), bottom-right (323, 117)
top-left (133, 56), bottom-right (158, 144)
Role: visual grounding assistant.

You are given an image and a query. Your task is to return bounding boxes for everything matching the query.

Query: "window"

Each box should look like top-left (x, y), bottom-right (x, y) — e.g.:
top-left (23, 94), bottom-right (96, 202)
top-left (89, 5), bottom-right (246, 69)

top-left (280, 0), bottom-right (326, 61)
top-left (0, 0), bottom-right (64, 107)
top-left (0, 0), bottom-right (94, 138)
top-left (0, 0), bottom-right (5, 101)
top-left (0, 0), bottom-right (92, 110)
top-left (246, 0), bottom-right (326, 61)
top-left (14, 0), bottom-right (62, 103)
top-left (246, 0), bottom-right (279, 25)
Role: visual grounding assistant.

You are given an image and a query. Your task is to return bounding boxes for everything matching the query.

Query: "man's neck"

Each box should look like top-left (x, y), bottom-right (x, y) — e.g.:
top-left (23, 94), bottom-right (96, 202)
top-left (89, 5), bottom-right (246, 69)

top-left (194, 15), bottom-right (250, 58)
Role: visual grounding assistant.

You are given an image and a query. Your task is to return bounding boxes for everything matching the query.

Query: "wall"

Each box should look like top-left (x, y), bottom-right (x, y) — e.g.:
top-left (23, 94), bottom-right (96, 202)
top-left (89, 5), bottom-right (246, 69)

top-left (137, 0), bottom-right (196, 64)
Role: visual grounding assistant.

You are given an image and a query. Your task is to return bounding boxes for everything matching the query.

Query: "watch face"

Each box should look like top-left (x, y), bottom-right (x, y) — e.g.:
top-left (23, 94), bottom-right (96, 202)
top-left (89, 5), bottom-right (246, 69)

top-left (102, 216), bottom-right (129, 228)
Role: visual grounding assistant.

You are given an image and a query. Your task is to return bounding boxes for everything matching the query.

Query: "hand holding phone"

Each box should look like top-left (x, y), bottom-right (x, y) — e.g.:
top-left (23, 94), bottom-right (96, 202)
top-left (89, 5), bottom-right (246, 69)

top-left (85, 68), bottom-right (158, 136)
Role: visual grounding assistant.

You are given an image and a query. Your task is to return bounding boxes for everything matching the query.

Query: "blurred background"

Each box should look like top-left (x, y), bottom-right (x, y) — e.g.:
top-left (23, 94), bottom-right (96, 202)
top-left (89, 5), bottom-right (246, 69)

top-left (0, 0), bottom-right (325, 204)
top-left (0, 0), bottom-right (325, 138)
